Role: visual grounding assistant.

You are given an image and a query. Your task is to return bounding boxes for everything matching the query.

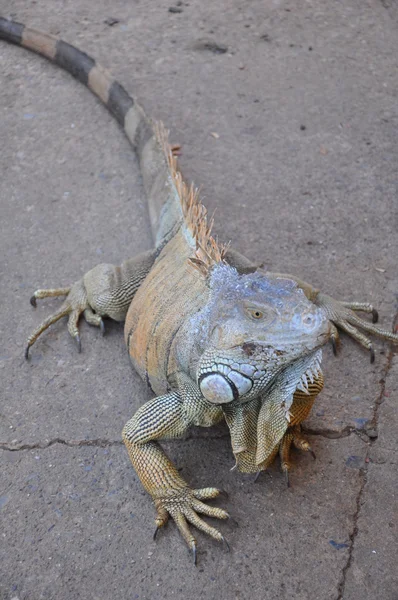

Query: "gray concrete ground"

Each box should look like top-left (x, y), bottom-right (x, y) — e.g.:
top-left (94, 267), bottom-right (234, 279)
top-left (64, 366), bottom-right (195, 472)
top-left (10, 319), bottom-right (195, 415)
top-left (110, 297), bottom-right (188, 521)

top-left (1, 1), bottom-right (397, 599)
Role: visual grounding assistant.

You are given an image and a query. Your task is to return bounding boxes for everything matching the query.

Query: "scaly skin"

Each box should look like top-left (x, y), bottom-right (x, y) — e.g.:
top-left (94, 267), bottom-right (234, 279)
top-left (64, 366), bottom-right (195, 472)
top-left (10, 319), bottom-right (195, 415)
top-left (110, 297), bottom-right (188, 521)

top-left (2, 17), bottom-right (397, 563)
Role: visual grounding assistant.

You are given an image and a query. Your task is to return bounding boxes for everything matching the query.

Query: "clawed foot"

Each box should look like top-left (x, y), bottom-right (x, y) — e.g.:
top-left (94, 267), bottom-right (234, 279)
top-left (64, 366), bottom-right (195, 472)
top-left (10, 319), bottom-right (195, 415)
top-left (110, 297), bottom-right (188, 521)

top-left (153, 487), bottom-right (230, 564)
top-left (279, 426), bottom-right (316, 487)
top-left (253, 427), bottom-right (315, 487)
top-left (26, 281), bottom-right (104, 358)
top-left (315, 293), bottom-right (398, 362)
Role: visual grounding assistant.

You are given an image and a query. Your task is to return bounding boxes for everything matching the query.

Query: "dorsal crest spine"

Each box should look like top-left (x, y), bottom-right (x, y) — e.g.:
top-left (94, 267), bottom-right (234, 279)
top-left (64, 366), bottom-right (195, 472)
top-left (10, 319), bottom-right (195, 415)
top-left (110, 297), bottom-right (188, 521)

top-left (155, 122), bottom-right (227, 274)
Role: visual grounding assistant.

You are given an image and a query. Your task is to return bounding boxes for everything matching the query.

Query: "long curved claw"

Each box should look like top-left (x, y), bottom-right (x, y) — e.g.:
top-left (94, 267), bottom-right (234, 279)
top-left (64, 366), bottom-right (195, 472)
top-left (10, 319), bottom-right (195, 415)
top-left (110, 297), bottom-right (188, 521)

top-left (329, 323), bottom-right (340, 357)
top-left (221, 535), bottom-right (230, 553)
top-left (284, 469), bottom-right (290, 488)
top-left (99, 318), bottom-right (106, 336)
top-left (74, 334), bottom-right (82, 353)
top-left (216, 489), bottom-right (229, 501)
top-left (369, 345), bottom-right (375, 364)
top-left (191, 543), bottom-right (197, 566)
top-left (83, 307), bottom-right (105, 336)
top-left (226, 515), bottom-right (240, 530)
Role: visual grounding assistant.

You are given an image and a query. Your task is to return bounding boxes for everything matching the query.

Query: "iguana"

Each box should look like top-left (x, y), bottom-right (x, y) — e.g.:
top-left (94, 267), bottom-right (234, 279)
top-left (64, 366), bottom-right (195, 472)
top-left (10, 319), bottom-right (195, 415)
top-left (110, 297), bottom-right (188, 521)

top-left (2, 17), bottom-right (397, 563)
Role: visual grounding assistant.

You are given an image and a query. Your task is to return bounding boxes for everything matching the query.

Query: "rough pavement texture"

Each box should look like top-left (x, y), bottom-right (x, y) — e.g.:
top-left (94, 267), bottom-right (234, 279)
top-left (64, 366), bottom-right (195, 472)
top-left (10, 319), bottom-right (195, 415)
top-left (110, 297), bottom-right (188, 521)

top-left (1, 1), bottom-right (397, 599)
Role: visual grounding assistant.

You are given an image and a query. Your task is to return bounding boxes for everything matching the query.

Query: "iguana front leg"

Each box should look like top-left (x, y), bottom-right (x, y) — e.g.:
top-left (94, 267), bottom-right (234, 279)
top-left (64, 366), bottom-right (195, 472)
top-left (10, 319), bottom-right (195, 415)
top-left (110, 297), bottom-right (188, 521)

top-left (122, 390), bottom-right (228, 562)
top-left (25, 249), bottom-right (157, 357)
top-left (225, 248), bottom-right (398, 360)
top-left (272, 273), bottom-right (398, 361)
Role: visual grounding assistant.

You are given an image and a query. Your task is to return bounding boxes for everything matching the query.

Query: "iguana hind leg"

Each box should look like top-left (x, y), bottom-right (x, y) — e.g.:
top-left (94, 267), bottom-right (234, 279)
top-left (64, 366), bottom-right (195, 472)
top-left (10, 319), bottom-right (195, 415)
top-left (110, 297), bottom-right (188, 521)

top-left (251, 373), bottom-right (323, 482)
top-left (122, 392), bottom-right (229, 562)
top-left (279, 426), bottom-right (316, 486)
top-left (25, 249), bottom-right (157, 357)
top-left (277, 376), bottom-right (322, 483)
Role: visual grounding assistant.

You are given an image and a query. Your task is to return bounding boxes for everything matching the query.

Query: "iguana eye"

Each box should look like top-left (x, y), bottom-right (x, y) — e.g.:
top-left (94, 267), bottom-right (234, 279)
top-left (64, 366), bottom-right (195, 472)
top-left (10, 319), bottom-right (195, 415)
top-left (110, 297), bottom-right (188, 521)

top-left (242, 303), bottom-right (276, 326)
top-left (245, 307), bottom-right (265, 320)
top-left (252, 310), bottom-right (263, 319)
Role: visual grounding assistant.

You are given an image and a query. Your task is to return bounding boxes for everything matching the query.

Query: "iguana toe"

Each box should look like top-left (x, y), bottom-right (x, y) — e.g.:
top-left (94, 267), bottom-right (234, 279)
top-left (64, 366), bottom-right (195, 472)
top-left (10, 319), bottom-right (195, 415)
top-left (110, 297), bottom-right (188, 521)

top-left (340, 301), bottom-right (379, 324)
top-left (30, 287), bottom-right (71, 305)
top-left (25, 304), bottom-right (71, 358)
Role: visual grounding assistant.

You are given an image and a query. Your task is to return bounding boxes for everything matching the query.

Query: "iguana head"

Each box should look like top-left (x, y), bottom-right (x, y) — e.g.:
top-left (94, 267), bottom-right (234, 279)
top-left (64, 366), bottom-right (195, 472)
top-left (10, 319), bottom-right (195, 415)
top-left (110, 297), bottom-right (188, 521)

top-left (194, 264), bottom-right (330, 405)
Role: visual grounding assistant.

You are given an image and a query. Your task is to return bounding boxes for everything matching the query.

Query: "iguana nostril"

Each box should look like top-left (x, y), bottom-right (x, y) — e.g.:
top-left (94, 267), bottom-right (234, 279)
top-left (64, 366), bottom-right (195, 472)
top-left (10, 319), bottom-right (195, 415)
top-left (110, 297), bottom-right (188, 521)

top-left (302, 314), bottom-right (316, 329)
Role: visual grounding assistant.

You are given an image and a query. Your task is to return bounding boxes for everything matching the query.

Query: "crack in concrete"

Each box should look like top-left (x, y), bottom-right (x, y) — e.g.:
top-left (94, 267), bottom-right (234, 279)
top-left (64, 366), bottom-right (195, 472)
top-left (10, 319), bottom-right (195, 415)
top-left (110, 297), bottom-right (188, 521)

top-left (0, 438), bottom-right (124, 451)
top-left (0, 425), bottom-right (364, 452)
top-left (336, 464), bottom-right (367, 600)
top-left (336, 310), bottom-right (397, 600)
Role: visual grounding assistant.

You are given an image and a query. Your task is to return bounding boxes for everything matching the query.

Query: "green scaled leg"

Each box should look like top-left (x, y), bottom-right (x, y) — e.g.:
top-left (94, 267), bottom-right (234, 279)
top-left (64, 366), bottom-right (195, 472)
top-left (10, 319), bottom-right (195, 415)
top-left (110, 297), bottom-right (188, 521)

top-left (122, 391), bottom-right (229, 563)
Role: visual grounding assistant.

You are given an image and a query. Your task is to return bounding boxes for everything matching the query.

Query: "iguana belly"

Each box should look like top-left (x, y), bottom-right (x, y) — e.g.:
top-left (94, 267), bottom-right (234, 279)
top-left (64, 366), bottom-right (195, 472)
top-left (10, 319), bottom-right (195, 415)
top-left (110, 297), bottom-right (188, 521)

top-left (125, 230), bottom-right (209, 395)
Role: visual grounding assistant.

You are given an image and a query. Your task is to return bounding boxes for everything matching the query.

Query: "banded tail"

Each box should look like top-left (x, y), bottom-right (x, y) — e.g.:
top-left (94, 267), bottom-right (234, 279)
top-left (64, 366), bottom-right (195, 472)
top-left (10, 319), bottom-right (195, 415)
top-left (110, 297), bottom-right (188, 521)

top-left (0, 17), bottom-right (224, 269)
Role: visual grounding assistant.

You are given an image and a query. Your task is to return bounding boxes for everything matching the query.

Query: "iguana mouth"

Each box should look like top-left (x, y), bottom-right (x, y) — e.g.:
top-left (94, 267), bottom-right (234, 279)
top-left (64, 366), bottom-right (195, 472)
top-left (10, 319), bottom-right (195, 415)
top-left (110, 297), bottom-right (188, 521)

top-left (197, 344), bottom-right (323, 406)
